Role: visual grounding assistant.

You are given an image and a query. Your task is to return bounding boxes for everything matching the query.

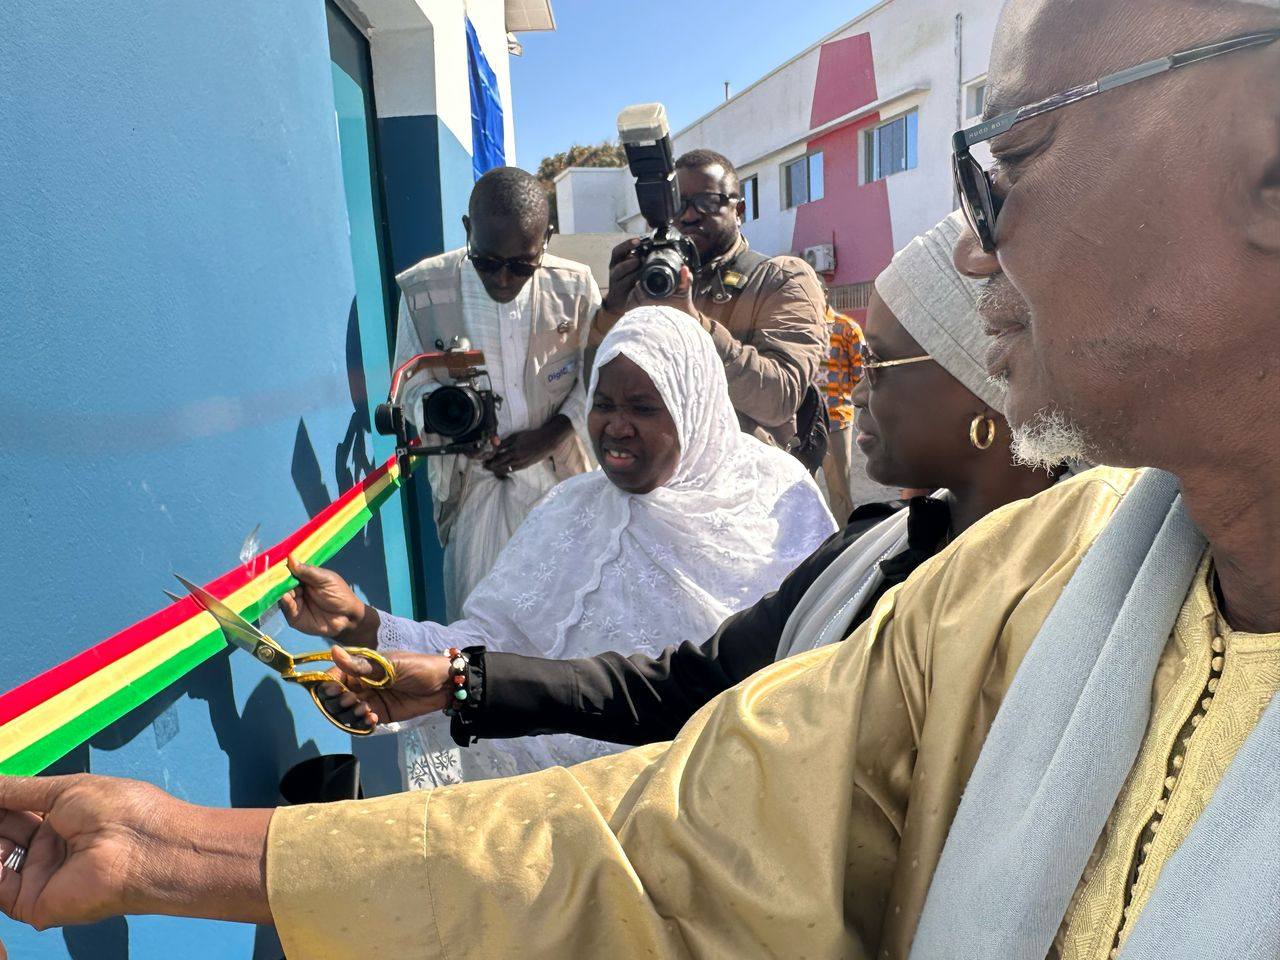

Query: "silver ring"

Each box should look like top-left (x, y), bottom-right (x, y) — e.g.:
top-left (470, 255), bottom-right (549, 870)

top-left (4, 844), bottom-right (26, 874)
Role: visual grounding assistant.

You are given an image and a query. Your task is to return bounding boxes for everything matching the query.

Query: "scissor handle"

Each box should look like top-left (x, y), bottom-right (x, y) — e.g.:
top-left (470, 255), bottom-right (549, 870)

top-left (290, 648), bottom-right (397, 737)
top-left (290, 647), bottom-right (397, 688)
top-left (305, 683), bottom-right (377, 736)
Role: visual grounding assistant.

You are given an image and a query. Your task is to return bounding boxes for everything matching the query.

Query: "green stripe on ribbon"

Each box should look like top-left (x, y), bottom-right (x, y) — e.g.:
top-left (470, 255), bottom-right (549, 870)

top-left (1, 464), bottom-right (406, 775)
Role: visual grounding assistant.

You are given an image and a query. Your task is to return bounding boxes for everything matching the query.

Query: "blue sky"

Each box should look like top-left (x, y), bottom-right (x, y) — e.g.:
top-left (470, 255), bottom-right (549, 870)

top-left (510, 0), bottom-right (880, 172)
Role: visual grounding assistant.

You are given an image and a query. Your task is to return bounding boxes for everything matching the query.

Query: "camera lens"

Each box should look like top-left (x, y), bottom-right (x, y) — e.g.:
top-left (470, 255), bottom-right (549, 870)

top-left (640, 265), bottom-right (677, 298)
top-left (639, 244), bottom-right (685, 299)
top-left (423, 386), bottom-right (484, 439)
top-left (373, 402), bottom-right (397, 436)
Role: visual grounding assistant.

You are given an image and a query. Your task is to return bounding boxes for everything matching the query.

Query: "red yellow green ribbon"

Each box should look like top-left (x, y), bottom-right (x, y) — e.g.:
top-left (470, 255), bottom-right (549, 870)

top-left (0, 455), bottom-right (406, 776)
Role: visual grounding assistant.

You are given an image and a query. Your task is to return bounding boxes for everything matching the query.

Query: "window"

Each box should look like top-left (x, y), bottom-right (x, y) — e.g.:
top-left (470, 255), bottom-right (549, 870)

top-left (808, 152), bottom-right (824, 202)
top-left (784, 157), bottom-right (806, 209)
top-left (742, 175), bottom-right (759, 221)
top-left (965, 79), bottom-right (987, 120)
top-left (783, 151), bottom-right (824, 209)
top-left (865, 109), bottom-right (918, 182)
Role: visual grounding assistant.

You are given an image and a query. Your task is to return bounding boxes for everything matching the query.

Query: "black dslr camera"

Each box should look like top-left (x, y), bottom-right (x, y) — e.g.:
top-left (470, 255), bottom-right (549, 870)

top-left (617, 103), bottom-right (700, 299)
top-left (375, 339), bottom-right (502, 475)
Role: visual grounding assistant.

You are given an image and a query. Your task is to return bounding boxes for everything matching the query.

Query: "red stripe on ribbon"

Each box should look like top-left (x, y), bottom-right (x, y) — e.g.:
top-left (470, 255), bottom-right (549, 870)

top-left (0, 456), bottom-right (398, 727)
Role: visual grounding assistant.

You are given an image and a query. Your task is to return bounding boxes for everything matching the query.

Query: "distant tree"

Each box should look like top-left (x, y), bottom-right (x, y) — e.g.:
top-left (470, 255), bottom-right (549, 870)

top-left (535, 140), bottom-right (627, 231)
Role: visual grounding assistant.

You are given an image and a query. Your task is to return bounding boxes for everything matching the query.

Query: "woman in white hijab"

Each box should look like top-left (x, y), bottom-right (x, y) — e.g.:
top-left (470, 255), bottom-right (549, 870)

top-left (281, 305), bottom-right (836, 781)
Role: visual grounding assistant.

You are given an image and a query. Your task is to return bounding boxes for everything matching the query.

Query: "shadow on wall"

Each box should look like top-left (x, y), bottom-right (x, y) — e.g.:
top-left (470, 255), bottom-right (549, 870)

top-left (291, 299), bottom-right (403, 801)
top-left (290, 299), bottom-right (392, 611)
top-left (45, 302), bottom-right (399, 959)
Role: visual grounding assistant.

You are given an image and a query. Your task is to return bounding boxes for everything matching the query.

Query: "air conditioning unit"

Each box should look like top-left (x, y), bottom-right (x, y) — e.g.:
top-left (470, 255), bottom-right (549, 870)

top-left (803, 243), bottom-right (836, 273)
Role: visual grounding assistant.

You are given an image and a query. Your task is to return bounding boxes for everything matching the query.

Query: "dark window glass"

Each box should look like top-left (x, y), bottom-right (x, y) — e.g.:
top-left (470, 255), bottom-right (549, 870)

top-left (784, 154), bottom-right (823, 208)
top-left (866, 109), bottom-right (919, 182)
top-left (785, 157), bottom-right (806, 208)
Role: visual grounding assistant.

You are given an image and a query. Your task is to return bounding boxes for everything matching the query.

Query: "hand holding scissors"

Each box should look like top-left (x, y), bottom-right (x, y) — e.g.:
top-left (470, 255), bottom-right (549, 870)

top-left (313, 647), bottom-right (456, 730)
top-left (173, 574), bottom-right (396, 736)
top-left (277, 558), bottom-right (458, 727)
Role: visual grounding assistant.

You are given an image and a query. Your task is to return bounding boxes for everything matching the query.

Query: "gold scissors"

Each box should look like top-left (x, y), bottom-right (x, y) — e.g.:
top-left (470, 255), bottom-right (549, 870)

top-left (172, 574), bottom-right (396, 736)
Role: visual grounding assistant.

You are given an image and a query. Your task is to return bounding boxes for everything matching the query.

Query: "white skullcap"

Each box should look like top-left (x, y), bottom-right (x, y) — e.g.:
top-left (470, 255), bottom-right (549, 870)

top-left (874, 211), bottom-right (1004, 411)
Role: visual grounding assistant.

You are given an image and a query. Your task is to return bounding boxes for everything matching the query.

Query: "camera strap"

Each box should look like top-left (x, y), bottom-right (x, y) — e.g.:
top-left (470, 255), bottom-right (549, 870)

top-left (705, 247), bottom-right (767, 303)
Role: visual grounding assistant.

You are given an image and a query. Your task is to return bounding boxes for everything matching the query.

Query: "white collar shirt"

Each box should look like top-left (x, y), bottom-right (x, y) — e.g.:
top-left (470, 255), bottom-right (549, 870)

top-left (458, 259), bottom-right (534, 436)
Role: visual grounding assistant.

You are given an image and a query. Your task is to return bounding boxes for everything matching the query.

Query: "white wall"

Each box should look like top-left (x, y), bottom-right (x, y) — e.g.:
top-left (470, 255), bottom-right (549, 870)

top-left (548, 231), bottom-right (635, 292)
top-left (555, 166), bottom-right (631, 233)
top-left (873, 0), bottom-right (1001, 249)
top-left (355, 0), bottom-right (516, 162)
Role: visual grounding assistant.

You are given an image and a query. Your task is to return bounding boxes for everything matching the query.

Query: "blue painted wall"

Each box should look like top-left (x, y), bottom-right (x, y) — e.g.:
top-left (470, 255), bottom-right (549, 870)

top-left (0, 0), bottom-right (425, 955)
top-left (379, 115), bottom-right (472, 270)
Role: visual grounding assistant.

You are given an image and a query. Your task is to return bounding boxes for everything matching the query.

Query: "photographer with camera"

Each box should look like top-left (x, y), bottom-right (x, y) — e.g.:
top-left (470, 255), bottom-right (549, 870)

top-left (588, 118), bottom-right (827, 464)
top-left (393, 167), bottom-right (599, 621)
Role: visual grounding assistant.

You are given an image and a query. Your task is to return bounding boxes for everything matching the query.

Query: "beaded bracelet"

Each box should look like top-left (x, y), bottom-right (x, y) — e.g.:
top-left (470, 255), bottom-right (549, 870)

top-left (443, 647), bottom-right (471, 717)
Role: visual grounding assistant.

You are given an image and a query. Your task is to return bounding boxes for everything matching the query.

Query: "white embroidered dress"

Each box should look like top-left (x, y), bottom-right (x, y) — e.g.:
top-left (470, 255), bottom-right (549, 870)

top-left (381, 306), bottom-right (836, 785)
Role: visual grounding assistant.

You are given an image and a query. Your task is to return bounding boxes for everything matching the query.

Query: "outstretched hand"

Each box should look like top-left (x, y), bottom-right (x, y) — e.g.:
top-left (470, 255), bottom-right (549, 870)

top-left (0, 775), bottom-right (144, 930)
top-left (0, 775), bottom-right (273, 933)
top-left (316, 647), bottom-right (454, 728)
top-left (279, 556), bottom-right (378, 646)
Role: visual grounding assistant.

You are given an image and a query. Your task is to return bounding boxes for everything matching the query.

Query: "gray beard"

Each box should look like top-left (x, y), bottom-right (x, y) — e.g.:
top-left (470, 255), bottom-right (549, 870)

top-left (1011, 409), bottom-right (1092, 471)
top-left (987, 373), bottom-right (1093, 471)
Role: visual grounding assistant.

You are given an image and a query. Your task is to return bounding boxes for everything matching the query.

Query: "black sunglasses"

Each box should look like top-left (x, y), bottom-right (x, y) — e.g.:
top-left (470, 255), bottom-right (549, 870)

top-left (467, 246), bottom-right (545, 278)
top-left (467, 229), bottom-right (552, 277)
top-left (679, 191), bottom-right (738, 216)
top-left (952, 29), bottom-right (1280, 253)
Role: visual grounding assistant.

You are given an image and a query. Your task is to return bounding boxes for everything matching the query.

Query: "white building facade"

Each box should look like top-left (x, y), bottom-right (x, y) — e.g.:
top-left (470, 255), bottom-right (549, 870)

top-left (557, 0), bottom-right (999, 317)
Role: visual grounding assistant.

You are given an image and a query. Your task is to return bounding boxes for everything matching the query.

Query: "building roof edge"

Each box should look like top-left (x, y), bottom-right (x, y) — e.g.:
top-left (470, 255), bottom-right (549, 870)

top-left (671, 0), bottom-right (899, 139)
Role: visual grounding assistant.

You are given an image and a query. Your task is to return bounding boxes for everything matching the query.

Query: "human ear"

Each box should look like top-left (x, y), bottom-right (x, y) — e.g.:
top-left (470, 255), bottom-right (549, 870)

top-left (462, 215), bottom-right (472, 239)
top-left (1241, 50), bottom-right (1280, 255)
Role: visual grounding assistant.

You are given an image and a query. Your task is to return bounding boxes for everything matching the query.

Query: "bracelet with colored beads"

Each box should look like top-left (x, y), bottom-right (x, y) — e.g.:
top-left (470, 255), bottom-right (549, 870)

top-left (442, 647), bottom-right (472, 716)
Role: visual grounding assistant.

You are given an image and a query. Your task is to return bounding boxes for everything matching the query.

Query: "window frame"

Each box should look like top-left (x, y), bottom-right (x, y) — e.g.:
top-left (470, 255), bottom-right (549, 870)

top-left (782, 150), bottom-right (825, 210)
top-left (742, 174), bottom-right (760, 221)
top-left (807, 151), bottom-right (824, 203)
top-left (864, 108), bottom-right (919, 183)
top-left (964, 76), bottom-right (988, 121)
top-left (783, 155), bottom-right (807, 209)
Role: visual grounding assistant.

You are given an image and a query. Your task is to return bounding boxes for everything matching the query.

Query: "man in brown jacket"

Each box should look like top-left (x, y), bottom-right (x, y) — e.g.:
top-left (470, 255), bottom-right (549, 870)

top-left (588, 149), bottom-right (828, 451)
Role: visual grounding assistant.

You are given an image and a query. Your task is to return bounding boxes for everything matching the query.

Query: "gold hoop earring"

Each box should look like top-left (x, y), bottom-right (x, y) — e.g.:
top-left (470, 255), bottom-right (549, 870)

top-left (969, 414), bottom-right (996, 450)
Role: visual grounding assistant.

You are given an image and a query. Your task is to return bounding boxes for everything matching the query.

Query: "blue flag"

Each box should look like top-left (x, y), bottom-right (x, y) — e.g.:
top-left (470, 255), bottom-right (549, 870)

top-left (466, 18), bottom-right (505, 180)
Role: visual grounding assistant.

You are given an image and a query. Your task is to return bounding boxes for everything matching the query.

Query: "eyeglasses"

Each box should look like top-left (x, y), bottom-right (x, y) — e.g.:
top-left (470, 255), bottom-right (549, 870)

top-left (466, 238), bottom-right (549, 278)
top-left (679, 192), bottom-right (738, 216)
top-left (952, 29), bottom-right (1280, 253)
top-left (858, 343), bottom-right (934, 387)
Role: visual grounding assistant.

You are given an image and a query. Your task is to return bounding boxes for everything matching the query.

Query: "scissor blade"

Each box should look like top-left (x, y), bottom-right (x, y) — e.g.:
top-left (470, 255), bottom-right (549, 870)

top-left (162, 589), bottom-right (184, 604)
top-left (172, 573), bottom-right (270, 656)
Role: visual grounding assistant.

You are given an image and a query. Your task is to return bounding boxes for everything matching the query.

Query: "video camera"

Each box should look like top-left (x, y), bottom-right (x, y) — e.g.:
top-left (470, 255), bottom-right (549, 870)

top-left (617, 102), bottom-right (701, 299)
top-left (374, 339), bottom-right (502, 475)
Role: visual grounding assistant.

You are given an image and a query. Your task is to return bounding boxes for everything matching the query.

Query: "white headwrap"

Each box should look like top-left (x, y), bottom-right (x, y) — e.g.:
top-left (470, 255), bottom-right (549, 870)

top-left (392, 306), bottom-right (836, 777)
top-left (775, 216), bottom-right (990, 661)
top-left (874, 210), bottom-right (1004, 410)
